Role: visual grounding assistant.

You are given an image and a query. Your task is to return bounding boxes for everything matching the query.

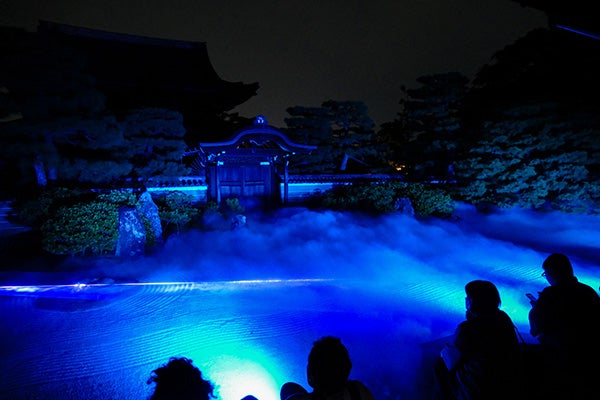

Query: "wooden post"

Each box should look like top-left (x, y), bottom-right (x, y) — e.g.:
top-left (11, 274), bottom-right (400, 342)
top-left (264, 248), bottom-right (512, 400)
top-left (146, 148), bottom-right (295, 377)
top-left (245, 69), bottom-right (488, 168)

top-left (215, 161), bottom-right (221, 204)
top-left (284, 159), bottom-right (289, 204)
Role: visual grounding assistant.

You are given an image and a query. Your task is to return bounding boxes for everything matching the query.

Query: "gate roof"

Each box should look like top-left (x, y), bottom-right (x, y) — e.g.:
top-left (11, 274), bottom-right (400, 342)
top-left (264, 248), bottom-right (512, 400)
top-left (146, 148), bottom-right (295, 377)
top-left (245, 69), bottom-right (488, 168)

top-left (185, 115), bottom-right (316, 161)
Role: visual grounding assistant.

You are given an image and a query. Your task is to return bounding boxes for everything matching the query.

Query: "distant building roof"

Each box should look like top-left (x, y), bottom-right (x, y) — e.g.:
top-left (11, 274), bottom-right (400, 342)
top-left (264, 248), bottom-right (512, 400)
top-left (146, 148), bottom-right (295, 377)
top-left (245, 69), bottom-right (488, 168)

top-left (37, 20), bottom-right (259, 117)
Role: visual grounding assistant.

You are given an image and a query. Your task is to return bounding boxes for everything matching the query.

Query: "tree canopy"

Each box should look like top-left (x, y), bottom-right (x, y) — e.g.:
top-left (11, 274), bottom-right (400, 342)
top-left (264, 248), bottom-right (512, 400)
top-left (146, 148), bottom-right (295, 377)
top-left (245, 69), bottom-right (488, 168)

top-left (0, 108), bottom-right (190, 189)
top-left (379, 72), bottom-right (469, 181)
top-left (454, 103), bottom-right (600, 213)
top-left (284, 100), bottom-right (386, 173)
top-left (383, 28), bottom-right (600, 213)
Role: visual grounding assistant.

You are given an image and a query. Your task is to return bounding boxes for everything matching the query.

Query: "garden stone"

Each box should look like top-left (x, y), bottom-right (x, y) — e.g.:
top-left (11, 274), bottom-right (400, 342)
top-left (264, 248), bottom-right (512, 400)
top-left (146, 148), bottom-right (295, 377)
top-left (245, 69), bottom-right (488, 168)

top-left (138, 191), bottom-right (163, 245)
top-left (395, 197), bottom-right (415, 216)
top-left (116, 207), bottom-right (146, 257)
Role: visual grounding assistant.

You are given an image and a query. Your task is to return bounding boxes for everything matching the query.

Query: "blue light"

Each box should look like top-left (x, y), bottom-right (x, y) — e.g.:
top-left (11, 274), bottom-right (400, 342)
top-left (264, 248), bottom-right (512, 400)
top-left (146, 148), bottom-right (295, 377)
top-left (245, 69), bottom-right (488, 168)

top-left (555, 24), bottom-right (600, 41)
top-left (255, 115), bottom-right (267, 126)
top-left (205, 352), bottom-right (285, 400)
top-left (1, 205), bottom-right (599, 399)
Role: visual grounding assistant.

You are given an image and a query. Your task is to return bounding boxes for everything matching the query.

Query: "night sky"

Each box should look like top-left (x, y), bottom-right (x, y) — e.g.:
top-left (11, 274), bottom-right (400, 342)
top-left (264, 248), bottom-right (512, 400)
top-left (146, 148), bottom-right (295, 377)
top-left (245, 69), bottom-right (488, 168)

top-left (0, 0), bottom-right (546, 128)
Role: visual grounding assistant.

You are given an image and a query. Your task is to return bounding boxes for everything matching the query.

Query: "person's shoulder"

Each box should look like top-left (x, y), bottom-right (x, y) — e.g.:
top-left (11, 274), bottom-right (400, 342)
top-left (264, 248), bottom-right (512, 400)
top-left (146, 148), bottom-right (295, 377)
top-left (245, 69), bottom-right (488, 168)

top-left (576, 281), bottom-right (600, 296)
top-left (456, 319), bottom-right (470, 329)
top-left (455, 319), bottom-right (476, 337)
top-left (498, 309), bottom-right (515, 324)
top-left (576, 282), bottom-right (600, 307)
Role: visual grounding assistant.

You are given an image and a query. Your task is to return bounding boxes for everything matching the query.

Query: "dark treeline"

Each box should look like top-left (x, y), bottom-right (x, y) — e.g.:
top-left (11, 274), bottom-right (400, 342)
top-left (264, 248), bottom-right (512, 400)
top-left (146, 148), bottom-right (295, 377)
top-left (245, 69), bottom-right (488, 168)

top-left (1, 25), bottom-right (599, 215)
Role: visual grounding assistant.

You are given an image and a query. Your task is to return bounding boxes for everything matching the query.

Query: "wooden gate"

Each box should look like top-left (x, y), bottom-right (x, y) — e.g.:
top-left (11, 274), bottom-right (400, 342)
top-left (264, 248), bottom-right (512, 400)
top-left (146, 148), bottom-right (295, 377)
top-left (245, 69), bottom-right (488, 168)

top-left (186, 116), bottom-right (318, 205)
top-left (217, 163), bottom-right (272, 198)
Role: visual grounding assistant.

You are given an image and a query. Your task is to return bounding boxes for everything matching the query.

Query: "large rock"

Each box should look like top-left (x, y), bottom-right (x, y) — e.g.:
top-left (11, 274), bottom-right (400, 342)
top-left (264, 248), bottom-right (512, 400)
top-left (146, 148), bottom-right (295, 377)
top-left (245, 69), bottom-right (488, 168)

top-left (115, 207), bottom-right (146, 257)
top-left (137, 191), bottom-right (163, 245)
top-left (231, 214), bottom-right (247, 230)
top-left (394, 197), bottom-right (415, 216)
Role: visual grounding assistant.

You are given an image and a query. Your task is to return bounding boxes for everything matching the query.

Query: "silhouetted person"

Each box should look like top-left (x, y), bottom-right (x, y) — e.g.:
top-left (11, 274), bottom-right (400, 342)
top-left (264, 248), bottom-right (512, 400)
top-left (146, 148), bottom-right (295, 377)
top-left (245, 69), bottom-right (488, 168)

top-left (528, 253), bottom-right (600, 398)
top-left (280, 336), bottom-right (374, 400)
top-left (147, 357), bottom-right (215, 400)
top-left (434, 280), bottom-right (522, 400)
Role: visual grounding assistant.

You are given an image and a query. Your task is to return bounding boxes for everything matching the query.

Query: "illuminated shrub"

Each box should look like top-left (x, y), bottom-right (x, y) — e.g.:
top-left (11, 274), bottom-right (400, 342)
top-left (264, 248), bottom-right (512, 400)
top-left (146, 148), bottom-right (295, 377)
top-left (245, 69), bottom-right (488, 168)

top-left (13, 187), bottom-right (82, 227)
top-left (399, 182), bottom-right (455, 218)
top-left (317, 182), bottom-right (455, 217)
top-left (225, 198), bottom-right (245, 214)
top-left (97, 190), bottom-right (138, 206)
top-left (23, 189), bottom-right (156, 256)
top-left (41, 200), bottom-right (119, 256)
top-left (320, 184), bottom-right (395, 214)
top-left (197, 198), bottom-right (246, 231)
top-left (142, 215), bottom-right (158, 248)
top-left (153, 191), bottom-right (199, 234)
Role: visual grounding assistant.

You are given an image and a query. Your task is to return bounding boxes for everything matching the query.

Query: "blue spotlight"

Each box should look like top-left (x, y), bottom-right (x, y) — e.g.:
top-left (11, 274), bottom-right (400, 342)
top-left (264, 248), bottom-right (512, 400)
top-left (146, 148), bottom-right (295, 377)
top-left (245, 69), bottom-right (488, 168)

top-left (206, 351), bottom-right (286, 400)
top-left (555, 24), bottom-right (600, 41)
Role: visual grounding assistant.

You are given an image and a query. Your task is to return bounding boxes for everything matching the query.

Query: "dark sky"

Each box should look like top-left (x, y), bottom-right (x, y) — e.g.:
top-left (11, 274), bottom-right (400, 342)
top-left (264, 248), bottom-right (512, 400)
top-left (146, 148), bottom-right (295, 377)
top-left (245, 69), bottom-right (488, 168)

top-left (0, 0), bottom-right (546, 128)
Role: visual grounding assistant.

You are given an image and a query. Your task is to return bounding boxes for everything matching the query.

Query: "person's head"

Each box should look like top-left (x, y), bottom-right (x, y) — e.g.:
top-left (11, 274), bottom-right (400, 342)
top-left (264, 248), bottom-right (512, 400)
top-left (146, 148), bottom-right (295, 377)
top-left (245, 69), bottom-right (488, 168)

top-left (306, 336), bottom-right (352, 393)
top-left (148, 357), bottom-right (215, 400)
top-left (542, 253), bottom-right (574, 285)
top-left (465, 280), bottom-right (501, 314)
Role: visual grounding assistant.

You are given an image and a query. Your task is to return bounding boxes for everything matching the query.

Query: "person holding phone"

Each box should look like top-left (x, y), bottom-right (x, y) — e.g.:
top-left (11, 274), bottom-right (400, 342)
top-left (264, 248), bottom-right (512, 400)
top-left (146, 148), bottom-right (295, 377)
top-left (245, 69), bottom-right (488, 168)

top-left (528, 253), bottom-right (600, 398)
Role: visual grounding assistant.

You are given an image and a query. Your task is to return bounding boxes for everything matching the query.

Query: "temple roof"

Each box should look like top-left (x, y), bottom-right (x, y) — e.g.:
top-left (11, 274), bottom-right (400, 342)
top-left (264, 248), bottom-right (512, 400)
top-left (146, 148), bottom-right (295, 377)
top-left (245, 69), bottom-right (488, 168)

top-left (37, 20), bottom-right (259, 114)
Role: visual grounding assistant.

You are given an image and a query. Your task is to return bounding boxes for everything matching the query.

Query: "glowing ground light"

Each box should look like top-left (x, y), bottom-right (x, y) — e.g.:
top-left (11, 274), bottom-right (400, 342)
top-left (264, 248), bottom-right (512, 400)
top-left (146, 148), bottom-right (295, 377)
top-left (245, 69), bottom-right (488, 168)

top-left (0, 278), bottom-right (335, 296)
top-left (207, 353), bottom-right (286, 400)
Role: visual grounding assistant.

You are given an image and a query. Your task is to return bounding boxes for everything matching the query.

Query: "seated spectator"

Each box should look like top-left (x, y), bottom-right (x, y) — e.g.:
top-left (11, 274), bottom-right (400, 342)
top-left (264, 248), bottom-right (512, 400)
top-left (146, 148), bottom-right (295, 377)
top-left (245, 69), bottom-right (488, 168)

top-left (528, 253), bottom-right (600, 398)
top-left (434, 280), bottom-right (522, 400)
top-left (147, 357), bottom-right (215, 400)
top-left (280, 336), bottom-right (374, 400)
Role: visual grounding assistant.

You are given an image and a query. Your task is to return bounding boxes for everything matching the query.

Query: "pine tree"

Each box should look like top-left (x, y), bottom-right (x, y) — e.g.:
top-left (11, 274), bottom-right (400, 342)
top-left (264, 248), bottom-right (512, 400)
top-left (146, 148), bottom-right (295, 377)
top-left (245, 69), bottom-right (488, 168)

top-left (284, 100), bottom-right (381, 173)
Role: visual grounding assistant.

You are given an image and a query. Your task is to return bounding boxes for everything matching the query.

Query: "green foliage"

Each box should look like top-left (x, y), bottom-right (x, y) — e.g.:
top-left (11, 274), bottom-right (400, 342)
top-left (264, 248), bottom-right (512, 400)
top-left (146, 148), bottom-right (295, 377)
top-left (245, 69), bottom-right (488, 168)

top-left (195, 198), bottom-right (247, 231)
top-left (0, 29), bottom-right (117, 188)
top-left (202, 201), bottom-right (220, 214)
top-left (0, 120), bottom-right (62, 187)
top-left (454, 105), bottom-right (600, 213)
top-left (0, 107), bottom-right (188, 189)
top-left (13, 187), bottom-right (83, 227)
top-left (41, 200), bottom-right (119, 256)
top-left (383, 72), bottom-right (468, 181)
top-left (284, 100), bottom-right (384, 173)
top-left (449, 28), bottom-right (600, 214)
top-left (225, 198), bottom-right (245, 215)
top-left (54, 116), bottom-right (133, 184)
top-left (121, 108), bottom-right (191, 179)
top-left (60, 159), bottom-right (133, 184)
top-left (21, 188), bottom-right (162, 256)
top-left (0, 115), bottom-right (133, 187)
top-left (97, 190), bottom-right (138, 207)
top-left (154, 191), bottom-right (199, 234)
top-left (316, 182), bottom-right (454, 217)
top-left (320, 184), bottom-right (392, 214)
top-left (141, 215), bottom-right (158, 248)
top-left (399, 182), bottom-right (455, 218)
